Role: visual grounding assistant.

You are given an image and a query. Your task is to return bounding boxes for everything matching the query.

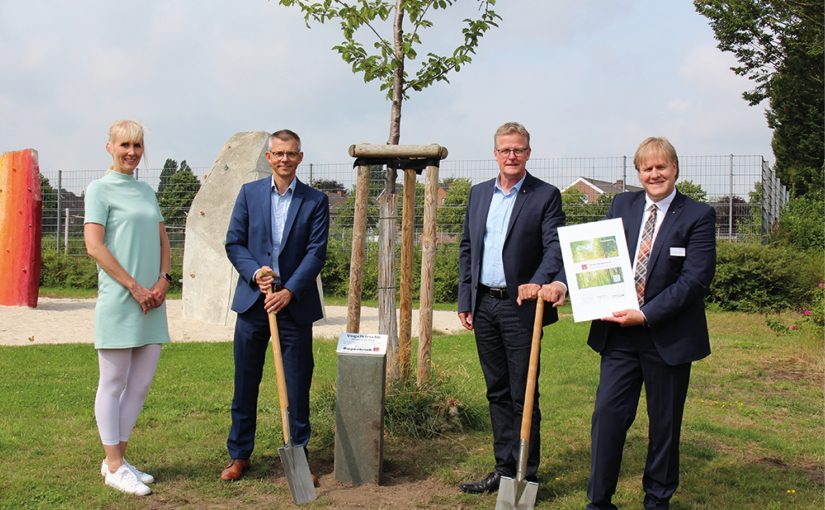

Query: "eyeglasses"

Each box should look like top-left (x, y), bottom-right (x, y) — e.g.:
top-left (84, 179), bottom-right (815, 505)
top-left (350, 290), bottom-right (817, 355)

top-left (268, 151), bottom-right (301, 160)
top-left (496, 147), bottom-right (529, 157)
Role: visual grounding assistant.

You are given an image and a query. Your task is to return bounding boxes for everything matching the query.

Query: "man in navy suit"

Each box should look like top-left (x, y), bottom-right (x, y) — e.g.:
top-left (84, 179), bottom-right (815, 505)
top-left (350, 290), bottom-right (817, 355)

top-left (457, 122), bottom-right (565, 494)
top-left (543, 137), bottom-right (716, 509)
top-left (220, 129), bottom-right (329, 483)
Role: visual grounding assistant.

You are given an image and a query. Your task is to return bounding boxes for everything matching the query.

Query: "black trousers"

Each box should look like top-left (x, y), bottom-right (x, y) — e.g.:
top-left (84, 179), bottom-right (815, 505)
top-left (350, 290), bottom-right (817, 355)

top-left (473, 291), bottom-right (541, 479)
top-left (587, 326), bottom-right (691, 510)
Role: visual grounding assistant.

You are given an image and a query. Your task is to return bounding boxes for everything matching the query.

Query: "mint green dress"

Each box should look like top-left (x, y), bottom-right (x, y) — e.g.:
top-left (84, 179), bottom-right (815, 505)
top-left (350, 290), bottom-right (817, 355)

top-left (84, 170), bottom-right (170, 349)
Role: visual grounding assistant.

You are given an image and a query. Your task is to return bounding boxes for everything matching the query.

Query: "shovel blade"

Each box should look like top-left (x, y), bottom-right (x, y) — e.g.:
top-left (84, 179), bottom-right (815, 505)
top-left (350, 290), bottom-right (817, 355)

top-left (495, 476), bottom-right (538, 510)
top-left (278, 444), bottom-right (317, 505)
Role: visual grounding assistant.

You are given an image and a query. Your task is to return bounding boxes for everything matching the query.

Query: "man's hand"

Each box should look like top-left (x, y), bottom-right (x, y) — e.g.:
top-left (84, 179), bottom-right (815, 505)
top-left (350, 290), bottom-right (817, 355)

top-left (516, 283), bottom-right (540, 305)
top-left (539, 282), bottom-right (567, 308)
top-left (256, 266), bottom-right (275, 293)
top-left (264, 288), bottom-right (293, 315)
top-left (458, 311), bottom-right (473, 331)
top-left (600, 309), bottom-right (646, 327)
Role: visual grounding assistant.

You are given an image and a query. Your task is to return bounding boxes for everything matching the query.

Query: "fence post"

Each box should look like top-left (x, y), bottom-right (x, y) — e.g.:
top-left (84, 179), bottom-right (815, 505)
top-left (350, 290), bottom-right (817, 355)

top-left (728, 154), bottom-right (734, 238)
top-left (56, 170), bottom-right (62, 256)
top-left (64, 208), bottom-right (70, 254)
top-left (622, 156), bottom-right (627, 192)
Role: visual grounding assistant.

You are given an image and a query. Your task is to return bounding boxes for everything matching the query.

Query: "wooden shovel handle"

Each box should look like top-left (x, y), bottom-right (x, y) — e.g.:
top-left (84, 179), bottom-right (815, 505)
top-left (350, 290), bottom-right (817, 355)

top-left (520, 298), bottom-right (544, 441)
top-left (263, 273), bottom-right (291, 444)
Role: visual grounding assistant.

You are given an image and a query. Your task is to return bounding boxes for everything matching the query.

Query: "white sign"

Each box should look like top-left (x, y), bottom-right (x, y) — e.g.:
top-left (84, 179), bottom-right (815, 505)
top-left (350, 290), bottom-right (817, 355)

top-left (557, 218), bottom-right (639, 322)
top-left (336, 332), bottom-right (388, 356)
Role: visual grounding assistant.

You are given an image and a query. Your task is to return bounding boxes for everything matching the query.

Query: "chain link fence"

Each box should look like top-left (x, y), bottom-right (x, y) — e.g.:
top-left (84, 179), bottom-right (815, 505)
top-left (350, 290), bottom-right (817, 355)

top-left (40, 155), bottom-right (786, 274)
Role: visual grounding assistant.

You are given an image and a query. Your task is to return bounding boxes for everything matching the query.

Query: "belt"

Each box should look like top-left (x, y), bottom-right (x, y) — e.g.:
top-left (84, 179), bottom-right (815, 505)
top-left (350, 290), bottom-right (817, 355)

top-left (480, 284), bottom-right (508, 299)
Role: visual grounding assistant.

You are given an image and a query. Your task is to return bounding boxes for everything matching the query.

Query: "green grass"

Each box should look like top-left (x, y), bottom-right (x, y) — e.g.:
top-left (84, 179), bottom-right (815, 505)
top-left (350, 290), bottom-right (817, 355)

top-left (0, 310), bottom-right (822, 509)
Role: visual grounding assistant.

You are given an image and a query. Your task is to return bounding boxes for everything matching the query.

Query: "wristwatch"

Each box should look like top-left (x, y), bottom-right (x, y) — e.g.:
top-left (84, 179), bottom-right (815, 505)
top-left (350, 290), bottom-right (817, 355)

top-left (160, 272), bottom-right (173, 283)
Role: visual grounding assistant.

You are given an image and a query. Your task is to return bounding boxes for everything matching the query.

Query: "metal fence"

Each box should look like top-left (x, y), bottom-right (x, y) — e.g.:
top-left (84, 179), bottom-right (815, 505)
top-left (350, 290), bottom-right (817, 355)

top-left (41, 155), bottom-right (786, 264)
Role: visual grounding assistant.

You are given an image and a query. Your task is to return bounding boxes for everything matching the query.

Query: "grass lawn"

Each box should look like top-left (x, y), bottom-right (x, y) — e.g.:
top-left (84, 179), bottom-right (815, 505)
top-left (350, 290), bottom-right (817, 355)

top-left (0, 309), bottom-right (821, 509)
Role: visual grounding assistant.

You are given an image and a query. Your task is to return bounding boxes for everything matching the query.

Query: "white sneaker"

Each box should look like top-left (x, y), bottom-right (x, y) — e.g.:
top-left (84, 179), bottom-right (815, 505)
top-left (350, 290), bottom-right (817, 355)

top-left (104, 464), bottom-right (151, 496)
top-left (101, 459), bottom-right (155, 484)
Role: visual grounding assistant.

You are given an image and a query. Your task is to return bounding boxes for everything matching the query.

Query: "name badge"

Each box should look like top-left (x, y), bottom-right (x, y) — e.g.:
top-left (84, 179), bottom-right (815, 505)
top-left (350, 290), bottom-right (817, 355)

top-left (670, 247), bottom-right (686, 257)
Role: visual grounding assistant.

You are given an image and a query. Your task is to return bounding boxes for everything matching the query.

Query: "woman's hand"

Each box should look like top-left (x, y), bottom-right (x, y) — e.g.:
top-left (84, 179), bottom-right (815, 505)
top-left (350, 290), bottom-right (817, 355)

top-left (149, 278), bottom-right (170, 309)
top-left (128, 283), bottom-right (155, 314)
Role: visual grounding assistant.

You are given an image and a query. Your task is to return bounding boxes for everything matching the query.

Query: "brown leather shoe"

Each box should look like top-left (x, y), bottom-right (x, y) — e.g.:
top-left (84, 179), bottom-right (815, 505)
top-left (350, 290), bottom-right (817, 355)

top-left (311, 472), bottom-right (320, 488)
top-left (220, 459), bottom-right (250, 481)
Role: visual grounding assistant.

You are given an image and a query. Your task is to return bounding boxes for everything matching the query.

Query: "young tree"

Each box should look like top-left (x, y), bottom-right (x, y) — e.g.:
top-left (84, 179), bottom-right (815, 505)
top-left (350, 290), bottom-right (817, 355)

top-left (277, 1), bottom-right (502, 382)
top-left (694, 0), bottom-right (824, 197)
top-left (278, 0), bottom-right (500, 144)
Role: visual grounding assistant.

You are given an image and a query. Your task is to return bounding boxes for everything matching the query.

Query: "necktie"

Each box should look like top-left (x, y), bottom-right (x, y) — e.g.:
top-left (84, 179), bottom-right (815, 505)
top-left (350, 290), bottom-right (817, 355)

top-left (634, 204), bottom-right (657, 306)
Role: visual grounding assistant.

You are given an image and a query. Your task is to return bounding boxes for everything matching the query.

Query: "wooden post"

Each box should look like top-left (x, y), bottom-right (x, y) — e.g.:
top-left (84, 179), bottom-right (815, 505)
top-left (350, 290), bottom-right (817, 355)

top-left (347, 164), bottom-right (369, 333)
top-left (398, 168), bottom-right (416, 381)
top-left (378, 168), bottom-right (399, 382)
top-left (417, 163), bottom-right (439, 388)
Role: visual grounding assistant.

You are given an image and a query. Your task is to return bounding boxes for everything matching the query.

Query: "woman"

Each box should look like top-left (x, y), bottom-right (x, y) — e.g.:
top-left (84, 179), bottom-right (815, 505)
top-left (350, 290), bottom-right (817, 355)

top-left (84, 119), bottom-right (171, 496)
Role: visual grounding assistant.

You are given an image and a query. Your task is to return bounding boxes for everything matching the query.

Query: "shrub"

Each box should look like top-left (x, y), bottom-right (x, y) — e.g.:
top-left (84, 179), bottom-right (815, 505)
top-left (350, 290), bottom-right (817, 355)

top-left (709, 242), bottom-right (822, 313)
top-left (772, 195), bottom-right (825, 252)
top-left (40, 248), bottom-right (98, 289)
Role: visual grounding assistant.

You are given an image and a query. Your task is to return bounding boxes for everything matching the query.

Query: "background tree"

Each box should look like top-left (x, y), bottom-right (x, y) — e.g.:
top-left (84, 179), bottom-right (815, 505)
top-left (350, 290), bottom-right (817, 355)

top-left (561, 189), bottom-right (611, 226)
top-left (694, 0), bottom-right (824, 197)
top-left (676, 179), bottom-right (708, 202)
top-left (436, 177), bottom-right (471, 235)
top-left (39, 175), bottom-right (58, 231)
top-left (158, 158), bottom-right (178, 195)
top-left (157, 160), bottom-right (201, 235)
top-left (311, 178), bottom-right (347, 194)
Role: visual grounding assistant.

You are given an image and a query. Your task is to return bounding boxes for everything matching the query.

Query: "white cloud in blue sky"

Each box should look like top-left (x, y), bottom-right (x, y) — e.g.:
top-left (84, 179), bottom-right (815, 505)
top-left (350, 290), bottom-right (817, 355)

top-left (0, 0), bottom-right (772, 174)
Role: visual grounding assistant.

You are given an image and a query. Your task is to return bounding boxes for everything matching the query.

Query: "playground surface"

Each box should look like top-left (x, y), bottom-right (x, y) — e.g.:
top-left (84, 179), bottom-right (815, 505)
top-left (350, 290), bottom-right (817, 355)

top-left (0, 298), bottom-right (464, 346)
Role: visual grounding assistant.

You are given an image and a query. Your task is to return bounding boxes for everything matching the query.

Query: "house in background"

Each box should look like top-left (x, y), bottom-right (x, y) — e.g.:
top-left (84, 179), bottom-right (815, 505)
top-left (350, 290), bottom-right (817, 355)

top-left (562, 177), bottom-right (643, 203)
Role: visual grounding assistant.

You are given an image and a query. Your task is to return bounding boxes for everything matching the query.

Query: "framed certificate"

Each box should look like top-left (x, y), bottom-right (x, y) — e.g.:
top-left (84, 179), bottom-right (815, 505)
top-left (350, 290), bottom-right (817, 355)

top-left (557, 218), bottom-right (639, 322)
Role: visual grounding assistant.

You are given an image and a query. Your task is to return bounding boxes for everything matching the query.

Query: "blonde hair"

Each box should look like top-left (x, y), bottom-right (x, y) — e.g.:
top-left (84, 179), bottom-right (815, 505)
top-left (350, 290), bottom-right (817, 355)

top-left (108, 119), bottom-right (144, 144)
top-left (633, 137), bottom-right (678, 175)
top-left (493, 122), bottom-right (530, 148)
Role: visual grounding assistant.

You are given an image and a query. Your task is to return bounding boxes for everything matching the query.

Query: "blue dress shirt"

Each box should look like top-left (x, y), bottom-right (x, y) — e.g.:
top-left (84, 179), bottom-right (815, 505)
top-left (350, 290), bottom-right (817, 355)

top-left (480, 174), bottom-right (526, 288)
top-left (271, 176), bottom-right (296, 282)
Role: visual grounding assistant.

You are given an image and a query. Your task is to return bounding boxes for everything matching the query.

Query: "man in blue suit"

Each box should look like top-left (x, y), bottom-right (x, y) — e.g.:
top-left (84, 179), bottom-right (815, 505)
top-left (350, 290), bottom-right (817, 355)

top-left (543, 137), bottom-right (716, 509)
top-left (457, 122), bottom-right (565, 494)
top-left (220, 129), bottom-right (329, 483)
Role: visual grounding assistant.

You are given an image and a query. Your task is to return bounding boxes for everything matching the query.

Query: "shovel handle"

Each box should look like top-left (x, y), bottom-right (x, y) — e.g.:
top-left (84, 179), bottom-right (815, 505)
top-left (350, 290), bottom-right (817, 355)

top-left (520, 298), bottom-right (544, 441)
top-left (263, 273), bottom-right (292, 445)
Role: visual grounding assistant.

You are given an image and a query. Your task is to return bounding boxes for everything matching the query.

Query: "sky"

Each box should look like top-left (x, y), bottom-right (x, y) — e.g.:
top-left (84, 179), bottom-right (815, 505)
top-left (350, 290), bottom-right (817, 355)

top-left (0, 0), bottom-right (774, 175)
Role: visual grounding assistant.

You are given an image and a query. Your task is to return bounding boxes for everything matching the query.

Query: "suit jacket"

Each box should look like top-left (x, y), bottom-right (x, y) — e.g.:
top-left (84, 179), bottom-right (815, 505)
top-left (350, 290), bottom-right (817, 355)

top-left (587, 190), bottom-right (716, 365)
top-left (458, 172), bottom-right (565, 329)
top-left (225, 176), bottom-right (329, 325)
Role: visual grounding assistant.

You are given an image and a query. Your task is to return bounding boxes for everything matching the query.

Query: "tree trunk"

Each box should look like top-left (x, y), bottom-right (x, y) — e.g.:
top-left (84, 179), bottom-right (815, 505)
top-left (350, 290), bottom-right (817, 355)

top-left (378, 1), bottom-right (405, 382)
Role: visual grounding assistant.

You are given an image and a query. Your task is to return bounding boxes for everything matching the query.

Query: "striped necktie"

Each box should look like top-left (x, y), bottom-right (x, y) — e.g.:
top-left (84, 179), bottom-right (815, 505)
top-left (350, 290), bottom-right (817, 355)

top-left (634, 204), bottom-right (657, 306)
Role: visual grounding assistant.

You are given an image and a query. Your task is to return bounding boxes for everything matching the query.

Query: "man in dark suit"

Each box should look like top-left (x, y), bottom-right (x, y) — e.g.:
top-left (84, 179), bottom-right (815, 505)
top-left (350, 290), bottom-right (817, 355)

top-left (542, 137), bottom-right (716, 509)
top-left (220, 129), bottom-right (329, 484)
top-left (457, 122), bottom-right (565, 494)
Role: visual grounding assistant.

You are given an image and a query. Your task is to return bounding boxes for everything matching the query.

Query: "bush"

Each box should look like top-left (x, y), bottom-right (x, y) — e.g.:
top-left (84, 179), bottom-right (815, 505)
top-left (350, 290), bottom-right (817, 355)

top-left (40, 248), bottom-right (98, 289)
top-left (40, 244), bottom-right (184, 291)
top-left (772, 195), bottom-right (825, 252)
top-left (321, 238), bottom-right (461, 303)
top-left (709, 242), bottom-right (822, 313)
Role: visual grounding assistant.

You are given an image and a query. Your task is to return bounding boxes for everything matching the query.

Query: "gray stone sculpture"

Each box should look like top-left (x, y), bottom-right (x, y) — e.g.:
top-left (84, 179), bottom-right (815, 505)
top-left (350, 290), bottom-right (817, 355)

top-left (181, 131), bottom-right (271, 325)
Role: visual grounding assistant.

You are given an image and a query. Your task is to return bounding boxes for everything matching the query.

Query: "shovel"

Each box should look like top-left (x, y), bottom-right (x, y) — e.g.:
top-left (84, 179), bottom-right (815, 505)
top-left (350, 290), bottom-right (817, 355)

top-left (496, 298), bottom-right (544, 510)
top-left (264, 276), bottom-right (317, 505)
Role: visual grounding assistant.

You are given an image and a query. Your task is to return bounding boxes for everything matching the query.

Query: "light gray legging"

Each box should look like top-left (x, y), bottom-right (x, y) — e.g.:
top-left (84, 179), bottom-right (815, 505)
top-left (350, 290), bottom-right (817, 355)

top-left (95, 344), bottom-right (162, 445)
